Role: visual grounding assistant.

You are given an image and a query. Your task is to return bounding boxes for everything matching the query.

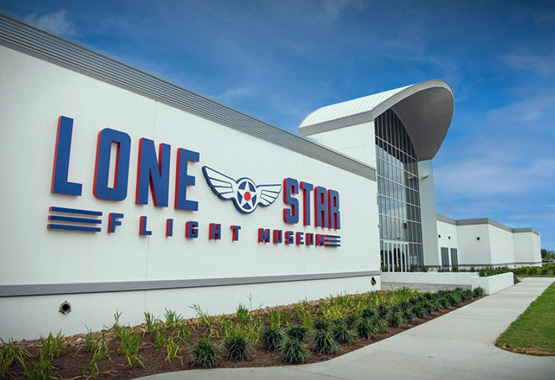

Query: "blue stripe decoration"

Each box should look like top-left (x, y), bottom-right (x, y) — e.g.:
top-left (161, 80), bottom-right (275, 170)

top-left (50, 206), bottom-right (102, 216)
top-left (48, 206), bottom-right (103, 232)
top-left (48, 215), bottom-right (102, 224)
top-left (48, 224), bottom-right (101, 232)
top-left (324, 234), bottom-right (341, 247)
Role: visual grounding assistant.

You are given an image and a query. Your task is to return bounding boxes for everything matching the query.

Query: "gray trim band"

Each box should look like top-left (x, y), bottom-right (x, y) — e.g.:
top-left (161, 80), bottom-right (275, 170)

top-left (456, 218), bottom-right (512, 232)
top-left (420, 261), bottom-right (542, 270)
top-left (436, 215), bottom-right (540, 236)
top-left (436, 214), bottom-right (457, 225)
top-left (456, 262), bottom-right (542, 267)
top-left (0, 271), bottom-right (381, 298)
top-left (511, 228), bottom-right (540, 236)
top-left (0, 13), bottom-right (375, 181)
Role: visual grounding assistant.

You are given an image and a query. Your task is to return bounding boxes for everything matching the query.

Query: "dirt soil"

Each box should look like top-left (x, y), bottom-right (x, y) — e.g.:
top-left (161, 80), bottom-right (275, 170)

top-left (6, 298), bottom-right (479, 380)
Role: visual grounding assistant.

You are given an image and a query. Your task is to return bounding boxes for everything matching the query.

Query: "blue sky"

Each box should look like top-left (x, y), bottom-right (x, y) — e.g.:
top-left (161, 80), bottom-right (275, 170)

top-left (2, 0), bottom-right (554, 249)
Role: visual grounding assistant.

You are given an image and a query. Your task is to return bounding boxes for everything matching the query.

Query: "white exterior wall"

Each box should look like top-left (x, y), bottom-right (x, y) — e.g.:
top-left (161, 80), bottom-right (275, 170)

top-left (381, 272), bottom-right (514, 295)
top-left (436, 220), bottom-right (459, 268)
top-left (418, 161), bottom-right (440, 269)
top-left (455, 224), bottom-right (492, 267)
top-left (531, 233), bottom-right (542, 265)
top-left (487, 225), bottom-right (516, 267)
top-left (437, 220), bottom-right (459, 250)
top-left (435, 218), bottom-right (542, 269)
top-left (308, 122), bottom-right (377, 168)
top-left (513, 232), bottom-right (542, 267)
top-left (0, 46), bottom-right (380, 340)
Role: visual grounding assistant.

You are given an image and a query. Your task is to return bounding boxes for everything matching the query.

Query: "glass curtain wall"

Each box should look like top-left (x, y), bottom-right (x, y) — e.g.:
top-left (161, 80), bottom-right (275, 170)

top-left (375, 109), bottom-right (424, 271)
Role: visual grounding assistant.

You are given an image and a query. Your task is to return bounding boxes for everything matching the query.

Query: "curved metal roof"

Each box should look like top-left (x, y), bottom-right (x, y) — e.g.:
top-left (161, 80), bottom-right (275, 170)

top-left (298, 80), bottom-right (454, 161)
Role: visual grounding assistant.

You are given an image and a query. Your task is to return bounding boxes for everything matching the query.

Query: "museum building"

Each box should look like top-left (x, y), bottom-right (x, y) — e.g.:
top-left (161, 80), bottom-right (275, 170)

top-left (0, 13), bottom-right (541, 340)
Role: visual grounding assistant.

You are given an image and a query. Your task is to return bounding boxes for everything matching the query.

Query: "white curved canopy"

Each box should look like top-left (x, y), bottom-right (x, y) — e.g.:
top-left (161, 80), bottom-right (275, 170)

top-left (298, 80), bottom-right (454, 161)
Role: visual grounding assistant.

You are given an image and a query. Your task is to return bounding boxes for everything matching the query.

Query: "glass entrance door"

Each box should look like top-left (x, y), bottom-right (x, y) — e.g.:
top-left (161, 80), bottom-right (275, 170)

top-left (381, 240), bottom-right (410, 272)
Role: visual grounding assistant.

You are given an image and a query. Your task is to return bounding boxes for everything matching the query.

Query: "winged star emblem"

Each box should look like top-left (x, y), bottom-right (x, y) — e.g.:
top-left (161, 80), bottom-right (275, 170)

top-left (202, 166), bottom-right (282, 214)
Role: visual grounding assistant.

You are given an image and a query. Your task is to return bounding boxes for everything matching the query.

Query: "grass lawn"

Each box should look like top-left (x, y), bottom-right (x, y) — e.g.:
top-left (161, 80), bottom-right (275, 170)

top-left (496, 283), bottom-right (555, 355)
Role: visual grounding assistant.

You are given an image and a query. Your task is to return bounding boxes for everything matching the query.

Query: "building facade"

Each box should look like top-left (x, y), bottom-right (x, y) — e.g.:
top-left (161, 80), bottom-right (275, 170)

top-left (298, 78), bottom-right (541, 272)
top-left (436, 215), bottom-right (541, 270)
top-left (0, 13), bottom-right (541, 340)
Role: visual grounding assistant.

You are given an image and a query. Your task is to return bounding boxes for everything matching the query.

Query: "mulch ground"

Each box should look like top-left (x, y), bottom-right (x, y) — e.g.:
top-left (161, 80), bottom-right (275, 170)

top-left (6, 297), bottom-right (480, 380)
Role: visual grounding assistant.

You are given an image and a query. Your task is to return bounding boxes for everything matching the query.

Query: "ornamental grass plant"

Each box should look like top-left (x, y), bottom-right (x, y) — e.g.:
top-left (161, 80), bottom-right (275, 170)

top-left (280, 337), bottom-right (309, 364)
top-left (0, 287), bottom-right (484, 378)
top-left (191, 337), bottom-right (218, 368)
top-left (261, 325), bottom-right (283, 351)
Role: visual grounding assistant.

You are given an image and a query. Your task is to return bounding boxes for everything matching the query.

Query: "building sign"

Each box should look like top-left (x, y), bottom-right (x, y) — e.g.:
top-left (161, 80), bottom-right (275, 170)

top-left (47, 116), bottom-right (341, 247)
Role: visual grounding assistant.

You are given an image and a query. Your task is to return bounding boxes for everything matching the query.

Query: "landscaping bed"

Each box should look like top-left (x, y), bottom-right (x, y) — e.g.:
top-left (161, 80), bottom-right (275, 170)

top-left (496, 283), bottom-right (555, 356)
top-left (1, 287), bottom-right (484, 380)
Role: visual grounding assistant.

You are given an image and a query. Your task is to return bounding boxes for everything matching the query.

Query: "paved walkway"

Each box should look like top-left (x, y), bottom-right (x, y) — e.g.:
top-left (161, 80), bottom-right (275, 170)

top-left (139, 278), bottom-right (555, 380)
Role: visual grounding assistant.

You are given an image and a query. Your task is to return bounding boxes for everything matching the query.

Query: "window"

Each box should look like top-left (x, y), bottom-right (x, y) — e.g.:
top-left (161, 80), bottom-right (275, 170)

top-left (450, 248), bottom-right (459, 270)
top-left (441, 247), bottom-right (450, 270)
top-left (375, 109), bottom-right (423, 272)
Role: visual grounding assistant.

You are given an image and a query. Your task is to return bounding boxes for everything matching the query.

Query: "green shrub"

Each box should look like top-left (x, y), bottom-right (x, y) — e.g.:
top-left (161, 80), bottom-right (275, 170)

top-left (261, 325), bottom-right (283, 351)
top-left (473, 287), bottom-right (484, 297)
top-left (446, 292), bottom-right (462, 306)
top-left (312, 329), bottom-right (339, 354)
top-left (163, 309), bottom-right (183, 331)
top-left (177, 323), bottom-right (192, 344)
top-left (84, 328), bottom-right (96, 352)
top-left (478, 266), bottom-right (511, 277)
top-left (280, 337), bottom-right (309, 364)
top-left (312, 318), bottom-right (330, 331)
top-left (331, 320), bottom-right (352, 344)
top-left (236, 304), bottom-right (251, 324)
top-left (408, 297), bottom-right (420, 306)
top-left (119, 328), bottom-right (143, 368)
top-left (402, 307), bottom-right (416, 323)
top-left (384, 310), bottom-right (405, 328)
top-left (39, 331), bottom-right (65, 359)
top-left (422, 300), bottom-right (436, 313)
top-left (0, 339), bottom-right (31, 378)
top-left (460, 289), bottom-right (473, 301)
top-left (360, 307), bottom-right (376, 319)
top-left (224, 331), bottom-right (249, 361)
top-left (152, 325), bottom-right (168, 348)
top-left (23, 352), bottom-right (55, 380)
top-left (356, 318), bottom-right (373, 339)
top-left (165, 336), bottom-right (181, 364)
top-left (345, 314), bottom-right (359, 329)
top-left (143, 312), bottom-right (158, 333)
top-left (375, 304), bottom-right (389, 319)
top-left (412, 304), bottom-right (429, 319)
top-left (423, 292), bottom-right (435, 300)
top-left (268, 309), bottom-right (284, 328)
top-left (437, 296), bottom-right (451, 309)
top-left (191, 337), bottom-right (218, 368)
top-left (369, 316), bottom-right (388, 333)
top-left (287, 324), bottom-right (307, 341)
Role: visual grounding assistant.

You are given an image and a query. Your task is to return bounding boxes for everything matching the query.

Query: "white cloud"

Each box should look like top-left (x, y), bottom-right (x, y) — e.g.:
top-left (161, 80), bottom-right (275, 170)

top-left (486, 94), bottom-right (555, 131)
top-left (25, 9), bottom-right (79, 37)
top-left (435, 155), bottom-right (555, 198)
top-left (322, 0), bottom-right (365, 18)
top-left (213, 86), bottom-right (253, 104)
top-left (501, 52), bottom-right (555, 76)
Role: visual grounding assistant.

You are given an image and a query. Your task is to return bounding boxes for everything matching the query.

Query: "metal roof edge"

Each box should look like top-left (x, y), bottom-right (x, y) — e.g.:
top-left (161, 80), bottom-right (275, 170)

top-left (0, 12), bottom-right (376, 182)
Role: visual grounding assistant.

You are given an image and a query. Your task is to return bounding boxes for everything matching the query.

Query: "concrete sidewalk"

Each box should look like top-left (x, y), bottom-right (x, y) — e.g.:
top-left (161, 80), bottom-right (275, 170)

top-left (139, 278), bottom-right (555, 380)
